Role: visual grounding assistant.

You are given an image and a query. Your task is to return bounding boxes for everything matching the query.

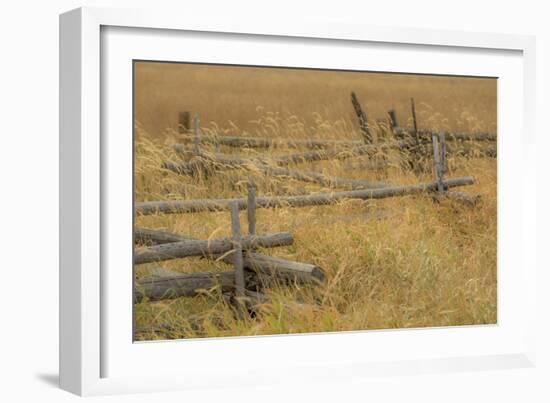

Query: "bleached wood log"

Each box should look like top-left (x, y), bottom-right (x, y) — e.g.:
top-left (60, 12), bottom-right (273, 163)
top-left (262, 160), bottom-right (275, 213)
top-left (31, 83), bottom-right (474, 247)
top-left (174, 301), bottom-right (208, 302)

top-left (134, 270), bottom-right (255, 302)
top-left (135, 177), bottom-right (475, 216)
top-left (134, 232), bottom-right (293, 264)
top-left (230, 201), bottom-right (246, 308)
top-left (134, 229), bottom-right (325, 284)
top-left (244, 252), bottom-right (325, 284)
top-left (394, 127), bottom-right (496, 142)
top-left (351, 92), bottom-right (371, 143)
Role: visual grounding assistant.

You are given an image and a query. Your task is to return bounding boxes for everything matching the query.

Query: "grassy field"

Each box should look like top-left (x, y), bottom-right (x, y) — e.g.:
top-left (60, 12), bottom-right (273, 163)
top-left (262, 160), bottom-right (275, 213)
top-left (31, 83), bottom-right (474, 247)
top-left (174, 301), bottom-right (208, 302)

top-left (133, 62), bottom-right (497, 340)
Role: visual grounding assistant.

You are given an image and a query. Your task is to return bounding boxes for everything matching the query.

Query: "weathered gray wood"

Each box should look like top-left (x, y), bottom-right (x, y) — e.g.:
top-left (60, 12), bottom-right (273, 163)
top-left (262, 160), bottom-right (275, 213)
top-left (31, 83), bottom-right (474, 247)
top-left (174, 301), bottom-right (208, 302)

top-left (178, 111), bottom-right (190, 134)
top-left (230, 202), bottom-right (245, 304)
top-left (134, 232), bottom-right (294, 264)
top-left (134, 269), bottom-right (273, 303)
top-left (247, 181), bottom-right (257, 235)
top-left (134, 228), bottom-right (325, 284)
top-left (135, 176), bottom-right (475, 215)
top-left (245, 252), bottom-right (325, 284)
top-left (410, 98), bottom-right (420, 145)
top-left (394, 127), bottom-right (496, 142)
top-left (134, 270), bottom-right (257, 302)
top-left (134, 227), bottom-right (192, 245)
top-left (351, 92), bottom-right (371, 143)
top-left (432, 134), bottom-right (445, 192)
top-left (134, 252), bottom-right (325, 302)
top-left (388, 110), bottom-right (398, 130)
top-left (414, 142), bottom-right (496, 158)
top-left (439, 132), bottom-right (447, 173)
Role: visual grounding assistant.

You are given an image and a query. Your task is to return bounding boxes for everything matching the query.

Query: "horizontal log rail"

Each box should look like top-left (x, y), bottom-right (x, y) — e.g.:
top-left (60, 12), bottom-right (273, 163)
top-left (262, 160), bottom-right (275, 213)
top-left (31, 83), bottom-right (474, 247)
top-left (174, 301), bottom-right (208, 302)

top-left (135, 176), bottom-right (475, 216)
top-left (134, 270), bottom-right (254, 302)
top-left (134, 232), bottom-right (293, 265)
top-left (244, 252), bottom-right (324, 283)
top-left (394, 127), bottom-right (496, 142)
top-left (134, 228), bottom-right (325, 284)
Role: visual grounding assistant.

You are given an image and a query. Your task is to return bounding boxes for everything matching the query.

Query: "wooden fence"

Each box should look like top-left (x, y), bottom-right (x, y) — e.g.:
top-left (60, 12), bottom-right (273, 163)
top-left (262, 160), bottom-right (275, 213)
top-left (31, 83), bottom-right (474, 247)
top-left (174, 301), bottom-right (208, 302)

top-left (134, 94), bottom-right (490, 320)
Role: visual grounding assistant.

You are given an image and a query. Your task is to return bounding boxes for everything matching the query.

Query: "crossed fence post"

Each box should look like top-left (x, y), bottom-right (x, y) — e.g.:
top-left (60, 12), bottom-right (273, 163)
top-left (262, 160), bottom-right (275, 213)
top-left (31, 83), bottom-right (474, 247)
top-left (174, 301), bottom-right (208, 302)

top-left (229, 180), bottom-right (258, 317)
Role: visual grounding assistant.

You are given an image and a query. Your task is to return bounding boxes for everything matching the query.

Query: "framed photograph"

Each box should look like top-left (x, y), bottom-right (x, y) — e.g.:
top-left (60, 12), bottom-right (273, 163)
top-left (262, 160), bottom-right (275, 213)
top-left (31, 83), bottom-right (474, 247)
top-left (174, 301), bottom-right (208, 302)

top-left (60, 6), bottom-right (536, 396)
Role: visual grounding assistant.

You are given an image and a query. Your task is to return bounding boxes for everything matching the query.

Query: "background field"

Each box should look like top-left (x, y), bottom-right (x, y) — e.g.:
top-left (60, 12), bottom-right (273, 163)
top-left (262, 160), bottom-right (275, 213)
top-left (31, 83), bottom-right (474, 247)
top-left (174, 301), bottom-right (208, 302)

top-left (133, 61), bottom-right (497, 340)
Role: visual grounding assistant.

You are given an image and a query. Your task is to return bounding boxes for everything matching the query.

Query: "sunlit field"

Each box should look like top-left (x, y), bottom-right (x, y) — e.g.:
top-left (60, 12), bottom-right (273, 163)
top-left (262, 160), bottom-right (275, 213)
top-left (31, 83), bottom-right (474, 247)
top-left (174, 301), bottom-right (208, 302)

top-left (133, 62), bottom-right (497, 340)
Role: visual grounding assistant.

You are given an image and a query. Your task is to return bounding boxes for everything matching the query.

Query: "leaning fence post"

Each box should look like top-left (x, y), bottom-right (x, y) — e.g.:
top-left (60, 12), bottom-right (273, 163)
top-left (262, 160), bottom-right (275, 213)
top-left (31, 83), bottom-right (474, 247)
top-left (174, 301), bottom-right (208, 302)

top-left (193, 114), bottom-right (201, 155)
top-left (432, 133), bottom-right (445, 192)
top-left (247, 180), bottom-right (257, 236)
top-left (387, 109), bottom-right (397, 132)
top-left (350, 92), bottom-right (371, 143)
top-left (230, 201), bottom-right (246, 316)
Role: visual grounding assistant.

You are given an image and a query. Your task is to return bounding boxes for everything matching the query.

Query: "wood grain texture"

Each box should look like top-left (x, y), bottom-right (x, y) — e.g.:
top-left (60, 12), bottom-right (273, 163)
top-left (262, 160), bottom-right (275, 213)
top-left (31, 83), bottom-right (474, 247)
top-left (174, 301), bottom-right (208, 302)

top-left (245, 252), bottom-right (325, 284)
top-left (134, 270), bottom-right (257, 302)
top-left (351, 92), bottom-right (371, 143)
top-left (134, 232), bottom-right (294, 264)
top-left (230, 201), bottom-right (245, 300)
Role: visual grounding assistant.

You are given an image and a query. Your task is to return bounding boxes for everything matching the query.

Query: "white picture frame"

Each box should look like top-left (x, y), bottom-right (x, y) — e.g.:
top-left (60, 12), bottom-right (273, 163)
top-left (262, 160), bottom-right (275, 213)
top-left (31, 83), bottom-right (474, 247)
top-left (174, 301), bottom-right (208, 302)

top-left (59, 6), bottom-right (537, 396)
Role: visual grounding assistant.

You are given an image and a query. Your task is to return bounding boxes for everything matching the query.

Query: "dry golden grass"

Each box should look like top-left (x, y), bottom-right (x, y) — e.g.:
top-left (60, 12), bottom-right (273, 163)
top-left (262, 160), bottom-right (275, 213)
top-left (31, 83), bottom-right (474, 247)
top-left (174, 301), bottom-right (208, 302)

top-left (135, 62), bottom-right (496, 138)
top-left (133, 63), bottom-right (496, 340)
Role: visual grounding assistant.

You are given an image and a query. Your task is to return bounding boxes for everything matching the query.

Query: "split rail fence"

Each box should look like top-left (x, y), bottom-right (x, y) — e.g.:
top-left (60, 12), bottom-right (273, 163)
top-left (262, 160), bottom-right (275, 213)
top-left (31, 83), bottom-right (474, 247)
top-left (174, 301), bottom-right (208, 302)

top-left (134, 93), bottom-right (493, 319)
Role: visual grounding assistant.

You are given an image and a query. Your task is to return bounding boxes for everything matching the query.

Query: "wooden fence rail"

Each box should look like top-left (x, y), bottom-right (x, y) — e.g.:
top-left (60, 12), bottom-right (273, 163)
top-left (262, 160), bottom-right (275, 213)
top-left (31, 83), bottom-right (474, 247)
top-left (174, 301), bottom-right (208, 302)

top-left (173, 128), bottom-right (495, 154)
top-left (134, 227), bottom-right (325, 284)
top-left (134, 232), bottom-right (293, 264)
top-left (394, 127), bottom-right (496, 142)
top-left (135, 176), bottom-right (474, 216)
top-left (134, 270), bottom-right (253, 302)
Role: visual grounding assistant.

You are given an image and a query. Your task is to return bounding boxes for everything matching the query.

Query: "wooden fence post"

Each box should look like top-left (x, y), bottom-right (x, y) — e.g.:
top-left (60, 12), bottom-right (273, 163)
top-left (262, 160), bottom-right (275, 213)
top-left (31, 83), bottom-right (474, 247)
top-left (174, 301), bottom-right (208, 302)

top-left (410, 98), bottom-right (420, 145)
top-left (247, 180), bottom-right (257, 236)
top-left (178, 111), bottom-right (190, 134)
top-left (439, 132), bottom-right (447, 173)
top-left (350, 92), bottom-right (371, 143)
top-left (432, 133), bottom-right (445, 192)
top-left (230, 201), bottom-right (246, 316)
top-left (388, 109), bottom-right (397, 131)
